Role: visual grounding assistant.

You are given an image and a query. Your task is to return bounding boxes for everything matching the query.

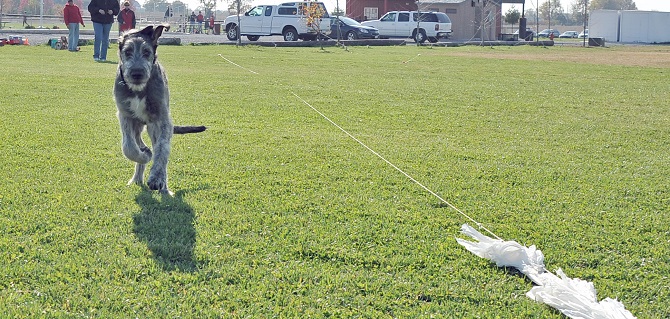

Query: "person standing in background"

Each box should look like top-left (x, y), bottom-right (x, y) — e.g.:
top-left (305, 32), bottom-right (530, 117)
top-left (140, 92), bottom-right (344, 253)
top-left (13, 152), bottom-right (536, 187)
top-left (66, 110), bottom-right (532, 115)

top-left (88, 0), bottom-right (119, 62)
top-left (188, 12), bottom-right (196, 33)
top-left (164, 6), bottom-right (172, 22)
top-left (196, 11), bottom-right (204, 34)
top-left (63, 0), bottom-right (85, 52)
top-left (118, 1), bottom-right (136, 34)
top-left (208, 15), bottom-right (214, 35)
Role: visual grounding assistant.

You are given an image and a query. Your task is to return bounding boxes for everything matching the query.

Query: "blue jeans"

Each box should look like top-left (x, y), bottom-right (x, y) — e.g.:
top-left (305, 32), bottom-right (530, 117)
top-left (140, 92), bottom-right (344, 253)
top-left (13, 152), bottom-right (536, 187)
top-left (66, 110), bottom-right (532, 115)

top-left (68, 23), bottom-right (79, 51)
top-left (92, 22), bottom-right (112, 60)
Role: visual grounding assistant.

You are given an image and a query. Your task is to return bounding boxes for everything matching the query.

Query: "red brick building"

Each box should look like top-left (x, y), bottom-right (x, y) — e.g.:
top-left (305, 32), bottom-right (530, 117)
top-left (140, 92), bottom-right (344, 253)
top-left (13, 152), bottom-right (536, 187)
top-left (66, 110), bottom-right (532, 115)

top-left (346, 0), bottom-right (524, 41)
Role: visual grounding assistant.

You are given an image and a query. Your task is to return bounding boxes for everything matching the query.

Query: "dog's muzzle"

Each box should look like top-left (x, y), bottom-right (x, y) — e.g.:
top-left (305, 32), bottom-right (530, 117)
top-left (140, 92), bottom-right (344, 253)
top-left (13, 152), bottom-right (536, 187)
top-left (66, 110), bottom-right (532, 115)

top-left (123, 67), bottom-right (150, 91)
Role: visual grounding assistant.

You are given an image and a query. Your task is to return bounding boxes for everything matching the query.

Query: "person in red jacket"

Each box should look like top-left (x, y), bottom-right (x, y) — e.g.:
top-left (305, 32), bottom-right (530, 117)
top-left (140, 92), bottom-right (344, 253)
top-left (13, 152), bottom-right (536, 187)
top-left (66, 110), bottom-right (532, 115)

top-left (118, 1), bottom-right (136, 34)
top-left (196, 11), bottom-right (204, 33)
top-left (63, 0), bottom-right (85, 52)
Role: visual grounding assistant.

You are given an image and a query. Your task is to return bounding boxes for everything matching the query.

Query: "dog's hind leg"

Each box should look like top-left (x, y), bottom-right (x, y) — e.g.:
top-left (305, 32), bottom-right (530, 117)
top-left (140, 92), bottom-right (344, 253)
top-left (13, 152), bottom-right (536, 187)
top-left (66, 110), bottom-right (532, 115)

top-left (129, 163), bottom-right (146, 186)
top-left (146, 120), bottom-right (174, 194)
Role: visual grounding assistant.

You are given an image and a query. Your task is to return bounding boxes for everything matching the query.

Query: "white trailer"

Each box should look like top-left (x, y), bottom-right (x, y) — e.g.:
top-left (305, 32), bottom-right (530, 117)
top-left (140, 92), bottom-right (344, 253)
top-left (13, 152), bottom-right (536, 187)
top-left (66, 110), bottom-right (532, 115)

top-left (590, 9), bottom-right (670, 44)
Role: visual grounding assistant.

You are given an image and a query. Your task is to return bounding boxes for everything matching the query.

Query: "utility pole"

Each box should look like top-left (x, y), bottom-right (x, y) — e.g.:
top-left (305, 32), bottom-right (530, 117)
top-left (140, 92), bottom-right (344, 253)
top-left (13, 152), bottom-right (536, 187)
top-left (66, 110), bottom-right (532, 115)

top-left (236, 0), bottom-right (242, 46)
top-left (582, 0), bottom-right (587, 47)
top-left (39, 0), bottom-right (43, 28)
top-left (535, 0), bottom-right (540, 42)
top-left (336, 0), bottom-right (341, 45)
top-left (415, 0), bottom-right (421, 43)
top-left (481, 0), bottom-right (485, 44)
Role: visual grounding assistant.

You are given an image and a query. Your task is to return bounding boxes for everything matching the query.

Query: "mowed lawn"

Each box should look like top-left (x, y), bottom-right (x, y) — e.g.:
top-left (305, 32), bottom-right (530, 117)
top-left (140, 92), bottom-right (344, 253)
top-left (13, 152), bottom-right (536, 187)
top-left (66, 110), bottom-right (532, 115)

top-left (0, 43), bottom-right (668, 318)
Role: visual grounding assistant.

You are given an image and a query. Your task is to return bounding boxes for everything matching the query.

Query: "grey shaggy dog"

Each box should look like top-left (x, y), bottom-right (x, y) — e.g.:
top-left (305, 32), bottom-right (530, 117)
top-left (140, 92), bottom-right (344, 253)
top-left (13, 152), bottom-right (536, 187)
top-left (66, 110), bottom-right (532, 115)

top-left (114, 24), bottom-right (205, 195)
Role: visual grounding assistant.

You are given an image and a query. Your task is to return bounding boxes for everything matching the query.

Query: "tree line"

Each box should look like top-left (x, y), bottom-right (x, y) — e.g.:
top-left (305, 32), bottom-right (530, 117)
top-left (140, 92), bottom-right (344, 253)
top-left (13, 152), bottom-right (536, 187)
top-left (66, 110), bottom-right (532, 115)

top-left (504, 0), bottom-right (637, 27)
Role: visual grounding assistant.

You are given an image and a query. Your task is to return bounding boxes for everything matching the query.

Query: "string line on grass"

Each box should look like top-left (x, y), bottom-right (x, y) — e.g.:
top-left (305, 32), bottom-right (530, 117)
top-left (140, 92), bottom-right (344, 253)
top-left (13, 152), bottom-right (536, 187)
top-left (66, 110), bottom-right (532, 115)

top-left (217, 54), bottom-right (259, 74)
top-left (218, 52), bottom-right (502, 240)
top-left (290, 92), bottom-right (502, 240)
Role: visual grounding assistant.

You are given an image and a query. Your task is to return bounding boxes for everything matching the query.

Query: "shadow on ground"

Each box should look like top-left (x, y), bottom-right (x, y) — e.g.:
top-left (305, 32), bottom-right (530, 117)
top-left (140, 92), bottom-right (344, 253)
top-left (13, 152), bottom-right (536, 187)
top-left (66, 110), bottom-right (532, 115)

top-left (133, 189), bottom-right (197, 272)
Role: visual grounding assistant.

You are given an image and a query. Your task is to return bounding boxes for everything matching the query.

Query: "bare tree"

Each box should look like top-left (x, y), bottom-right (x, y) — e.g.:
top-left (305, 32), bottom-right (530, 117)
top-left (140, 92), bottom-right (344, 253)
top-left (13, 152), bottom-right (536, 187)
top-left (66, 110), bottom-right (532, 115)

top-left (539, 0), bottom-right (564, 26)
top-left (227, 0), bottom-right (252, 45)
top-left (200, 0), bottom-right (215, 16)
top-left (570, 0), bottom-right (588, 24)
top-left (302, 0), bottom-right (326, 49)
top-left (589, 0), bottom-right (636, 10)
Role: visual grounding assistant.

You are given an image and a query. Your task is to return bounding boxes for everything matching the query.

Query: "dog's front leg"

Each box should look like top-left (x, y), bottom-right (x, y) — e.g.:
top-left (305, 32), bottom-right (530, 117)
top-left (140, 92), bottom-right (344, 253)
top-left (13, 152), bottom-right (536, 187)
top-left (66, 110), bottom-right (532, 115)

top-left (119, 115), bottom-right (152, 164)
top-left (146, 120), bottom-right (174, 194)
top-left (119, 115), bottom-right (152, 186)
top-left (129, 125), bottom-right (151, 185)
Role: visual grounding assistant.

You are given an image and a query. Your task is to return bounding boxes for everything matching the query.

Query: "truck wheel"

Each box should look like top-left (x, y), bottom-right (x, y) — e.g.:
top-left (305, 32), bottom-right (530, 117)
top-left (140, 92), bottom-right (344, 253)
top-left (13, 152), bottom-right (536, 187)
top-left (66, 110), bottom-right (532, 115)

top-left (413, 30), bottom-right (427, 43)
top-left (283, 28), bottom-right (298, 41)
top-left (247, 35), bottom-right (260, 41)
top-left (346, 31), bottom-right (358, 40)
top-left (226, 25), bottom-right (239, 41)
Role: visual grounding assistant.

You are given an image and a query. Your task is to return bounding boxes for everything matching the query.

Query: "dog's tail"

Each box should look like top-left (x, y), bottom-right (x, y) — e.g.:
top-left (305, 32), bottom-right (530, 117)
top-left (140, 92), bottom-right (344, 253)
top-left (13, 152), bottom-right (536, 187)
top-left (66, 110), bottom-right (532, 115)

top-left (174, 125), bottom-right (207, 134)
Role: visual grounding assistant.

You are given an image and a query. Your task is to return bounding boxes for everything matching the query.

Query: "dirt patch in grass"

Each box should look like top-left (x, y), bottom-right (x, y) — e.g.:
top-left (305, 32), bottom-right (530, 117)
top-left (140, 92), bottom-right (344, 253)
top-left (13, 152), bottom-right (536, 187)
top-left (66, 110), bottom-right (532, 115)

top-left (442, 45), bottom-right (670, 68)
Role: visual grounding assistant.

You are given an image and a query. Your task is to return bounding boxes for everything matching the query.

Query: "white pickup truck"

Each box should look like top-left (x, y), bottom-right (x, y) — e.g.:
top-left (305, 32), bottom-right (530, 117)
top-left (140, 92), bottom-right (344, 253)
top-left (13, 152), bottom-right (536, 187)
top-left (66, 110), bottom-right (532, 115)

top-left (224, 2), bottom-right (331, 41)
top-left (361, 11), bottom-right (452, 43)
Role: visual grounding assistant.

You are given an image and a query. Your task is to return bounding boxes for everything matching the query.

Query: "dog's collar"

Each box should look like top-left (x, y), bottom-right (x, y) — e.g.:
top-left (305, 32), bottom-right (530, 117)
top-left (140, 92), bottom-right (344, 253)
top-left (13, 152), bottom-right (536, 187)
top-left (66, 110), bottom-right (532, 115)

top-left (118, 66), bottom-right (127, 86)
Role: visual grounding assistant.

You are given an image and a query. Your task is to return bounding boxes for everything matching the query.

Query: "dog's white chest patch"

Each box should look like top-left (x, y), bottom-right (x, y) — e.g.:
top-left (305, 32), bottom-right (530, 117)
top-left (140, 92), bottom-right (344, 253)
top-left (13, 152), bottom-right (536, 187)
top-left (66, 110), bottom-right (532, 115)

top-left (127, 96), bottom-right (150, 122)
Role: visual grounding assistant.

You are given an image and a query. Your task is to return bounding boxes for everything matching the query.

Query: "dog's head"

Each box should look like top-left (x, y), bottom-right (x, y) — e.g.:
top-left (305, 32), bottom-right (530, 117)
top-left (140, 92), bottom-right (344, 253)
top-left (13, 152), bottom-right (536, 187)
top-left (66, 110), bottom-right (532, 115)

top-left (118, 24), bottom-right (169, 91)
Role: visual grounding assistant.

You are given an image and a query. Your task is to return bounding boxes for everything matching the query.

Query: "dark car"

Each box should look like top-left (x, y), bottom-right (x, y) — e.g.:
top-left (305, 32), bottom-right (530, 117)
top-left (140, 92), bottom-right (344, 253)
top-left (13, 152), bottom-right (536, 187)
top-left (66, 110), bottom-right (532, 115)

top-left (538, 29), bottom-right (561, 38)
top-left (559, 31), bottom-right (579, 38)
top-left (329, 16), bottom-right (379, 40)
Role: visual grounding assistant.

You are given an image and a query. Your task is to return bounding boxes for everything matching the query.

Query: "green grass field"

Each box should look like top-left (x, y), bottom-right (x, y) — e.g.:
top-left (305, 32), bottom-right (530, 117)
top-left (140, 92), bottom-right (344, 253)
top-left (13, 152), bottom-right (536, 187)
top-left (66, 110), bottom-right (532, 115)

top-left (0, 43), bottom-right (668, 318)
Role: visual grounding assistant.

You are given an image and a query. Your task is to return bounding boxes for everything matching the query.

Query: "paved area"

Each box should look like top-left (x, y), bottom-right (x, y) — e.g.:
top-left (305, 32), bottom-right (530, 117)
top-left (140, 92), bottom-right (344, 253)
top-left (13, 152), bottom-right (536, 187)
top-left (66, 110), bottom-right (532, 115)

top-left (0, 29), bottom-right (234, 45)
top-left (1, 28), bottom-right (557, 47)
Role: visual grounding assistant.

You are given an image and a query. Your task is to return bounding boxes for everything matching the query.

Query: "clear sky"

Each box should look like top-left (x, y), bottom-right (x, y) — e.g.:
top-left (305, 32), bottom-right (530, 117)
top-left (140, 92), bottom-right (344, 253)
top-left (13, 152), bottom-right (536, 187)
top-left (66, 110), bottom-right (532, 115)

top-left (179, 0), bottom-right (670, 15)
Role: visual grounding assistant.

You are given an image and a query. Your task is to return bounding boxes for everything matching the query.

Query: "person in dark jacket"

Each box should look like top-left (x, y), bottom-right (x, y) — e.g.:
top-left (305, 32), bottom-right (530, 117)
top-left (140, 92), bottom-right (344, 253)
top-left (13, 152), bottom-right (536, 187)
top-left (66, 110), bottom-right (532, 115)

top-left (88, 0), bottom-right (119, 62)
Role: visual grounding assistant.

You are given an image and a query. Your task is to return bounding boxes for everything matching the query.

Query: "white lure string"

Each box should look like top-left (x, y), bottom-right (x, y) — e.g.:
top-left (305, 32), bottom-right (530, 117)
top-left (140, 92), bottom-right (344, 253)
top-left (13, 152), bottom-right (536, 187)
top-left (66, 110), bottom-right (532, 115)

top-left (218, 54), bottom-right (259, 74)
top-left (291, 92), bottom-right (502, 241)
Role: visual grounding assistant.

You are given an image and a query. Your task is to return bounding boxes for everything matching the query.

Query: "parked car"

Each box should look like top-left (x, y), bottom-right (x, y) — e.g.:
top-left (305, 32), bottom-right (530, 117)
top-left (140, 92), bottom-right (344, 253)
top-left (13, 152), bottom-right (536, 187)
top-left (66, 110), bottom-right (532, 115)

top-left (224, 2), bottom-right (331, 42)
top-left (329, 16), bottom-right (379, 40)
top-left (538, 29), bottom-right (560, 38)
top-left (361, 11), bottom-right (451, 43)
top-left (578, 29), bottom-right (589, 38)
top-left (559, 31), bottom-right (579, 38)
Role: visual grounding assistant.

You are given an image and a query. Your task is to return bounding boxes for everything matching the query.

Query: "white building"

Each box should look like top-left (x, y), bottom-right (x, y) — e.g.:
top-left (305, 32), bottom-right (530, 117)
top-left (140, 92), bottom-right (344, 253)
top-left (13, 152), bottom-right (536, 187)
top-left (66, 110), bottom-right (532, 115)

top-left (590, 9), bottom-right (670, 43)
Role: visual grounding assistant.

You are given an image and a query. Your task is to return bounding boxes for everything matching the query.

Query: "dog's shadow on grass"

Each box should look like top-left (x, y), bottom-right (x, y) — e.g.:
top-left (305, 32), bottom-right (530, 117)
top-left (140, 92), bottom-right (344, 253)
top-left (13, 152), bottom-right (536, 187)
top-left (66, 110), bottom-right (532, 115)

top-left (133, 189), bottom-right (198, 272)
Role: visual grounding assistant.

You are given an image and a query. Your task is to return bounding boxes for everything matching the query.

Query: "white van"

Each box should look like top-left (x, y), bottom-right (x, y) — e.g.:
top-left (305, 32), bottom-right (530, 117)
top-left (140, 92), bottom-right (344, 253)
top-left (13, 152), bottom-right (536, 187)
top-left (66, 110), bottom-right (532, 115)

top-left (224, 2), bottom-right (331, 41)
top-left (361, 11), bottom-right (451, 43)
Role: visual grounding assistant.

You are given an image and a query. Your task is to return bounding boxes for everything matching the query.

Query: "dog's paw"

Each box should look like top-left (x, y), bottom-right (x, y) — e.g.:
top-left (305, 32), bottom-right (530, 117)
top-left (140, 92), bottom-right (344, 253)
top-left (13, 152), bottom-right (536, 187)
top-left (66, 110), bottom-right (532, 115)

top-left (138, 146), bottom-right (153, 164)
top-left (147, 174), bottom-right (167, 192)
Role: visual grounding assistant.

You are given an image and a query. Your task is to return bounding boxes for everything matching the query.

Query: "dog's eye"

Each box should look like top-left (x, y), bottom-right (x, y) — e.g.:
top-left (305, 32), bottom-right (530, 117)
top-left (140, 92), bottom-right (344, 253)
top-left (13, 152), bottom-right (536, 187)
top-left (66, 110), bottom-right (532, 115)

top-left (142, 49), bottom-right (151, 58)
top-left (124, 49), bottom-right (133, 58)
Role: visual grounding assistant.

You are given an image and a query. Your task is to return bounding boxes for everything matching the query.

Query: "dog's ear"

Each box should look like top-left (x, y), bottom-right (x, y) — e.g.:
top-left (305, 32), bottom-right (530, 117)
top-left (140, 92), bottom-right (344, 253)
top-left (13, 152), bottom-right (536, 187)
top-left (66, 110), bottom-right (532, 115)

top-left (151, 24), bottom-right (170, 45)
top-left (138, 25), bottom-right (156, 38)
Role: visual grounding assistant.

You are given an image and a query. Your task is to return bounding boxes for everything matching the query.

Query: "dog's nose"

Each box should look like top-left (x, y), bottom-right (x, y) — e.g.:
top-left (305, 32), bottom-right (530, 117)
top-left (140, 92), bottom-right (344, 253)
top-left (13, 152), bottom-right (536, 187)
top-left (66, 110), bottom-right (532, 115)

top-left (130, 69), bottom-right (144, 80)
